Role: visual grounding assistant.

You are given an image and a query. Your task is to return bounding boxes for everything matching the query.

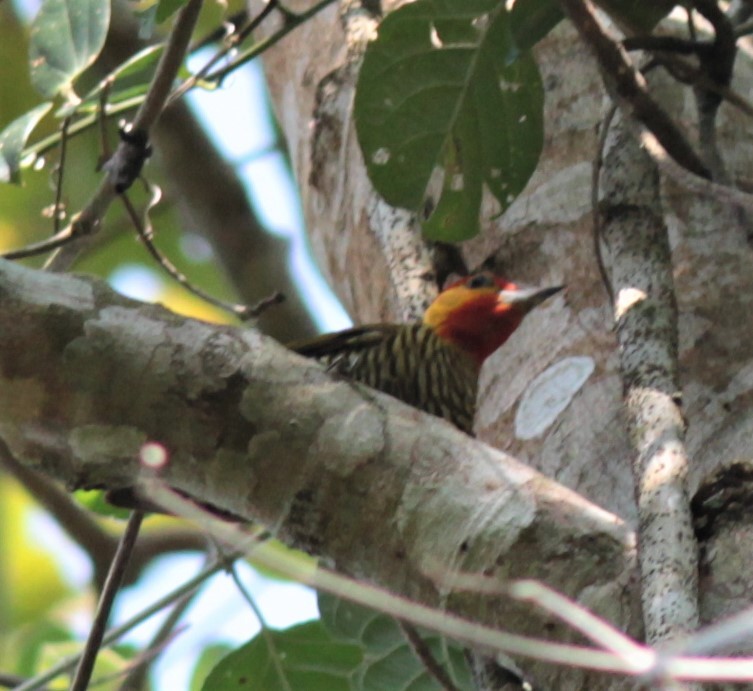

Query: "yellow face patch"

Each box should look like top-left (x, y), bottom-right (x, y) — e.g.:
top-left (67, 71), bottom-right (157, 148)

top-left (423, 283), bottom-right (500, 330)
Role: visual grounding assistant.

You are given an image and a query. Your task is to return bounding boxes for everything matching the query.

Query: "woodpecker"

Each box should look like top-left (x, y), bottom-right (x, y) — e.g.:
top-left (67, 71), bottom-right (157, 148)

top-left (289, 272), bottom-right (563, 433)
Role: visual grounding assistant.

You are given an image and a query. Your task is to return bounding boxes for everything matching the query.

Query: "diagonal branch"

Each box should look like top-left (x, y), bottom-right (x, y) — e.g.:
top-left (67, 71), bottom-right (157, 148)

top-left (0, 258), bottom-right (638, 687)
top-left (557, 0), bottom-right (710, 179)
top-left (70, 511), bottom-right (144, 691)
top-left (101, 5), bottom-right (321, 342)
top-left (44, 0), bottom-right (204, 272)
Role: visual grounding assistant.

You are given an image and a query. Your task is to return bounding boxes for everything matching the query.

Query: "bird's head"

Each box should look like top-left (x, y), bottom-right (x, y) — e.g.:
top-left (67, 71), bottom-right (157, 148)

top-left (423, 272), bottom-right (563, 366)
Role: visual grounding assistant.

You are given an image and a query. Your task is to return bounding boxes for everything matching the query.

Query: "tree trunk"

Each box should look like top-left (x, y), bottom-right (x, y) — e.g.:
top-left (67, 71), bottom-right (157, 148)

top-left (253, 0), bottom-right (753, 684)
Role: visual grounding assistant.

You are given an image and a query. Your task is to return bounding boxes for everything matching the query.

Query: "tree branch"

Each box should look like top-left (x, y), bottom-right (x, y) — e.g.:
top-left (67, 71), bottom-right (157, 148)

top-left (0, 258), bottom-right (638, 682)
top-left (557, 0), bottom-right (710, 179)
top-left (70, 511), bottom-right (144, 691)
top-left (44, 0), bottom-right (204, 272)
top-left (101, 6), bottom-right (321, 342)
top-left (597, 111), bottom-right (700, 646)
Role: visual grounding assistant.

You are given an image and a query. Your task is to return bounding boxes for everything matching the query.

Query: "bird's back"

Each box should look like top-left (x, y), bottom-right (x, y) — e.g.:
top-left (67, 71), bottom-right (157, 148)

top-left (290, 322), bottom-right (479, 434)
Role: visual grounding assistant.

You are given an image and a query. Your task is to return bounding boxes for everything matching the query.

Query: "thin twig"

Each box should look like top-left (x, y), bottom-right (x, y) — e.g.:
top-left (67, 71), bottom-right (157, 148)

top-left (43, 0), bottom-right (204, 272)
top-left (24, 96), bottom-right (143, 161)
top-left (427, 570), bottom-right (648, 664)
top-left (1, 227), bottom-right (84, 260)
top-left (591, 104), bottom-right (617, 305)
top-left (736, 17), bottom-right (753, 35)
top-left (399, 621), bottom-right (460, 691)
top-left (691, 0), bottom-right (736, 89)
top-left (680, 601), bottom-right (753, 656)
top-left (116, 561), bottom-right (204, 690)
top-left (650, 55), bottom-right (753, 119)
top-left (70, 511), bottom-right (145, 691)
top-left (51, 117), bottom-right (71, 234)
top-left (687, 4), bottom-right (697, 42)
top-left (191, 10), bottom-right (249, 51)
top-left (140, 479), bottom-right (753, 684)
top-left (131, 2), bottom-right (203, 134)
top-left (690, 0), bottom-right (737, 179)
top-left (19, 1), bottom-right (301, 164)
top-left (13, 553), bottom-right (241, 691)
top-left (622, 35), bottom-right (713, 56)
top-left (201, 0), bottom-right (338, 88)
top-left (229, 564), bottom-right (293, 691)
top-left (92, 627), bottom-right (186, 690)
top-left (170, 0), bottom-right (282, 102)
top-left (139, 480), bottom-right (651, 677)
top-left (5, 0), bottom-right (334, 270)
top-left (0, 674), bottom-right (52, 691)
top-left (97, 76), bottom-right (115, 165)
top-left (121, 189), bottom-right (285, 320)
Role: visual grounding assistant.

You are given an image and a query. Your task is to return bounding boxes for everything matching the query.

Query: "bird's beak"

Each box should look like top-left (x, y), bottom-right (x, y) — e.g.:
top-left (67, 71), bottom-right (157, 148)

top-left (498, 285), bottom-right (564, 311)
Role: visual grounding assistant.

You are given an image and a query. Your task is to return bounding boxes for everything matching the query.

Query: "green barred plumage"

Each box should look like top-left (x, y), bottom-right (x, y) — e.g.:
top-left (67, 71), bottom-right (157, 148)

top-left (291, 322), bottom-right (479, 433)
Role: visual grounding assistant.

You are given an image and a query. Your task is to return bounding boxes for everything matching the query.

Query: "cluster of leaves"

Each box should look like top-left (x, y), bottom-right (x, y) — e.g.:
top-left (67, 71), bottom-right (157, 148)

top-left (0, 0), bottom-right (181, 186)
top-left (1, 0), bottom-right (674, 241)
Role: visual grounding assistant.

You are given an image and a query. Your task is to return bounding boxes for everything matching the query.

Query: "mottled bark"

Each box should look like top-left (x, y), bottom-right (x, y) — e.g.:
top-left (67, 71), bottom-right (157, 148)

top-left (599, 110), bottom-right (699, 644)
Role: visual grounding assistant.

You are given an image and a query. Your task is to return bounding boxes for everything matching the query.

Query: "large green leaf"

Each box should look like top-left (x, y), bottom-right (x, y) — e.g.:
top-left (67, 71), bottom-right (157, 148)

top-left (320, 593), bottom-right (474, 690)
top-left (29, 0), bottom-right (111, 98)
top-left (201, 621), bottom-right (361, 691)
top-left (0, 103), bottom-right (52, 184)
top-left (355, 0), bottom-right (543, 242)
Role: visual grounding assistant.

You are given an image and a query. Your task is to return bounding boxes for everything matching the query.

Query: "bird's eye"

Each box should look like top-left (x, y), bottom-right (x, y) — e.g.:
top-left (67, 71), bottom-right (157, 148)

top-left (467, 273), bottom-right (495, 289)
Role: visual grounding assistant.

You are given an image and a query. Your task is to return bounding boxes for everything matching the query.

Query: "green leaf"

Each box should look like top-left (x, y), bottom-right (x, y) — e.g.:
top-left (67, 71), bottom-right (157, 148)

top-left (74, 489), bottom-right (132, 520)
top-left (29, 0), bottom-right (111, 98)
top-left (190, 643), bottom-right (234, 691)
top-left (201, 621), bottom-right (362, 691)
top-left (511, 0), bottom-right (563, 51)
top-left (355, 0), bottom-right (544, 242)
top-left (0, 103), bottom-right (52, 184)
top-left (319, 593), bottom-right (474, 690)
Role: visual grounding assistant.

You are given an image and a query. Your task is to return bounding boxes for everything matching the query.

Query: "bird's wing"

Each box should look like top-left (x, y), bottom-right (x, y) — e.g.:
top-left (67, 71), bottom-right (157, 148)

top-left (289, 323), bottom-right (476, 434)
top-left (287, 323), bottom-right (401, 360)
